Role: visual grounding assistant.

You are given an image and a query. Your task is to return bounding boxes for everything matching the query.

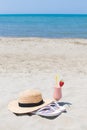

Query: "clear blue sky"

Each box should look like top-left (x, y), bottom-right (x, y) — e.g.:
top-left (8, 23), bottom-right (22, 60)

top-left (0, 0), bottom-right (87, 14)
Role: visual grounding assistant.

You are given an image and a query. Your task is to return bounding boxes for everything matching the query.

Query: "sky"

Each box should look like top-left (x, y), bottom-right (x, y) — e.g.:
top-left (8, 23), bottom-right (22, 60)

top-left (0, 0), bottom-right (87, 14)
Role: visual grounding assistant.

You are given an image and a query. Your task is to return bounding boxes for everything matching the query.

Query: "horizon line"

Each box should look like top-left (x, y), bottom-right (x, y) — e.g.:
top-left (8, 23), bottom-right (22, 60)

top-left (0, 13), bottom-right (87, 15)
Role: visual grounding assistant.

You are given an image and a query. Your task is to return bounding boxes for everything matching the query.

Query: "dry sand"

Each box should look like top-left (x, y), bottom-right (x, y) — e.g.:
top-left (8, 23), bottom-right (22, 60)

top-left (0, 38), bottom-right (87, 130)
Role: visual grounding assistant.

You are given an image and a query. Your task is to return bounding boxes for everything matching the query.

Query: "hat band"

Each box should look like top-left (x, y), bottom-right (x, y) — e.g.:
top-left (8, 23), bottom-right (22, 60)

top-left (18, 100), bottom-right (44, 107)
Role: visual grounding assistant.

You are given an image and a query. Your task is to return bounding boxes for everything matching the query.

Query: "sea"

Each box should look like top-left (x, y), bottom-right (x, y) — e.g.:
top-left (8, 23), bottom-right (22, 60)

top-left (0, 14), bottom-right (87, 38)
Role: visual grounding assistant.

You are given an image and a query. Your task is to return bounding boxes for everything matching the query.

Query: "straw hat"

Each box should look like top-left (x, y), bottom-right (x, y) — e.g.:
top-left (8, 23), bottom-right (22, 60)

top-left (8, 89), bottom-right (52, 114)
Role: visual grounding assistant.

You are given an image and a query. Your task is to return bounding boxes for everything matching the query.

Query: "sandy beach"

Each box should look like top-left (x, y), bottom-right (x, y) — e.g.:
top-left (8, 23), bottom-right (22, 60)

top-left (0, 37), bottom-right (87, 130)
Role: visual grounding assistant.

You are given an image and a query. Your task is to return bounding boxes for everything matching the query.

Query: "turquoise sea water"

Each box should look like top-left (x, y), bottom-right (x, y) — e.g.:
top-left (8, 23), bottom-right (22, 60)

top-left (0, 14), bottom-right (87, 38)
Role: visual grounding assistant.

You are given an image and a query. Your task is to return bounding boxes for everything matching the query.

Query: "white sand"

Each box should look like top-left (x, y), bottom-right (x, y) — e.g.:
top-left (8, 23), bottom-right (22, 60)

top-left (0, 38), bottom-right (87, 130)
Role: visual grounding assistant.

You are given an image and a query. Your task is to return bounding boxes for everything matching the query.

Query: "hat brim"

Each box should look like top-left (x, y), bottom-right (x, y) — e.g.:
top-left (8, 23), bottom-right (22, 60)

top-left (8, 99), bottom-right (53, 114)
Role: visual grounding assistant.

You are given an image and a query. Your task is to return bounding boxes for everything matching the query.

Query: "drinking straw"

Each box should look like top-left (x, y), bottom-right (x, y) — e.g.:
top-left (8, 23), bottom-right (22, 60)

top-left (56, 75), bottom-right (58, 86)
